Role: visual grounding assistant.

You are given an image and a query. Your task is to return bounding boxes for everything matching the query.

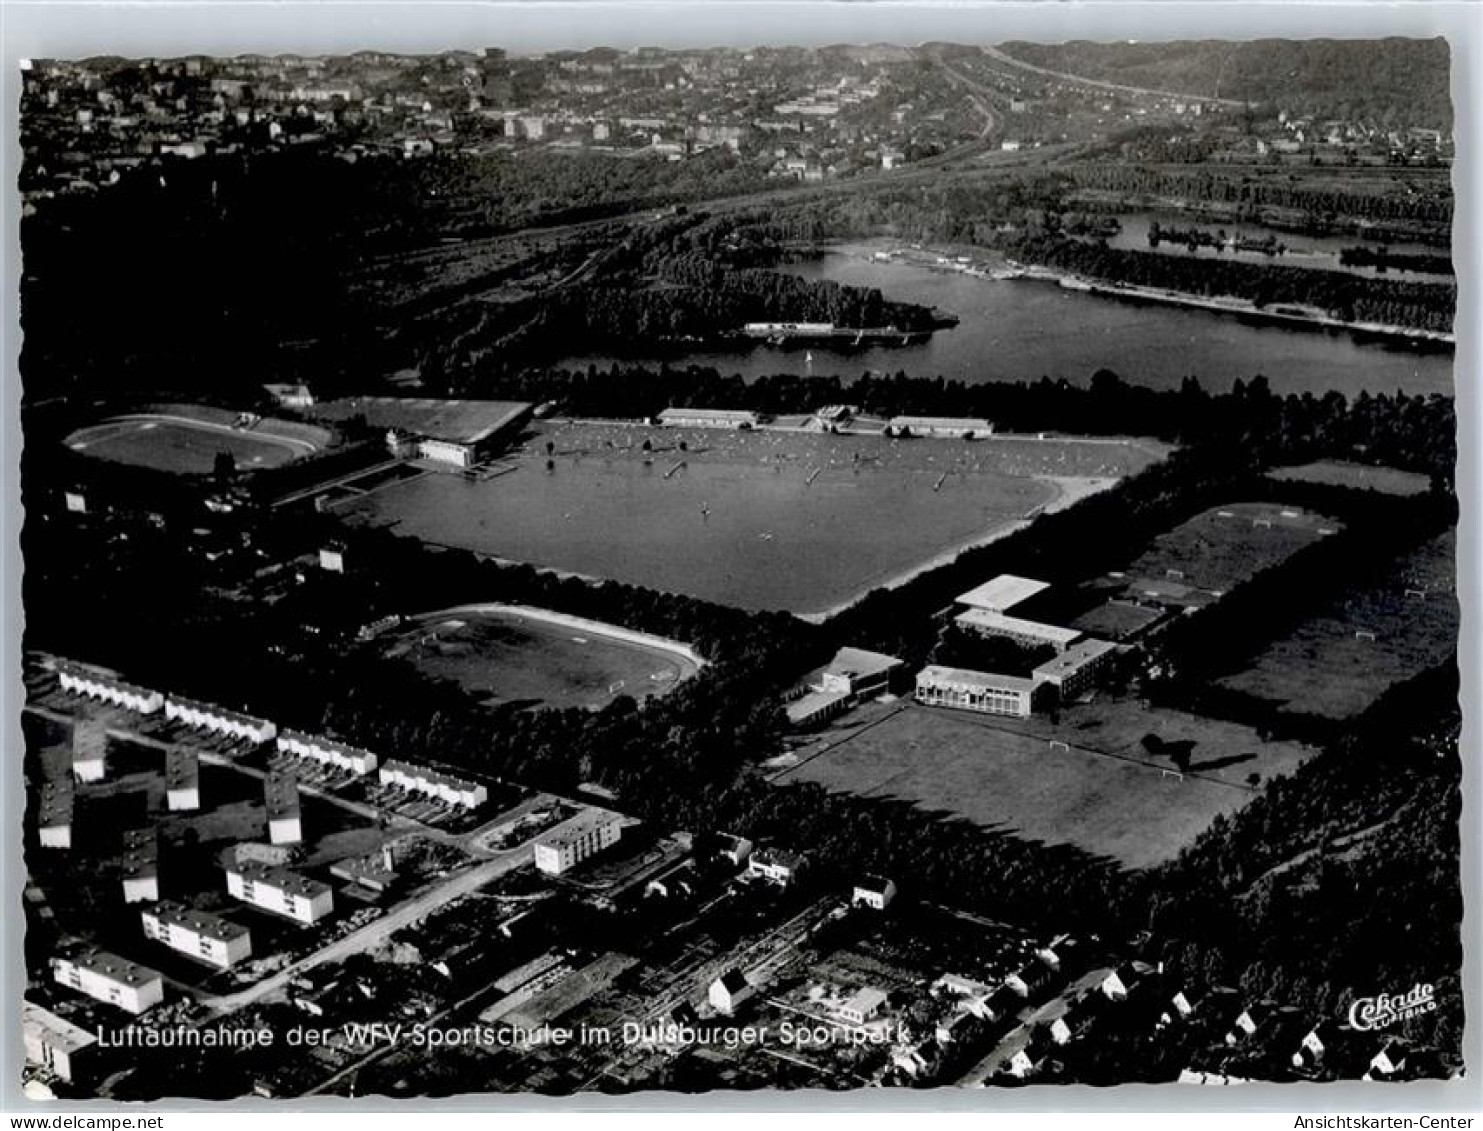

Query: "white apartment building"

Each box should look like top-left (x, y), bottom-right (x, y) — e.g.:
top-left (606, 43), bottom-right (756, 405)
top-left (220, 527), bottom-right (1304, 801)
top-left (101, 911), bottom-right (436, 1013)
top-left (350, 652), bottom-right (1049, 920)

top-left (164, 696), bottom-right (277, 744)
top-left (225, 861), bottom-right (333, 925)
top-left (141, 901), bottom-right (252, 968)
top-left (52, 949), bottom-right (164, 1014)
top-left (378, 759), bottom-right (487, 808)
top-left (22, 1002), bottom-right (97, 1084)
top-left (55, 661), bottom-right (163, 715)
top-left (533, 809), bottom-right (623, 875)
top-left (275, 729), bottom-right (379, 776)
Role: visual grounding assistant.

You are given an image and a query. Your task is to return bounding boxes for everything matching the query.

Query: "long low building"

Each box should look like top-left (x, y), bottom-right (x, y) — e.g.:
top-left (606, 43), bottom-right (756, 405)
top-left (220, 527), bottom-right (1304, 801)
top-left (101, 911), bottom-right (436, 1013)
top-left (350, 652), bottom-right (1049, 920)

top-left (308, 396), bottom-right (533, 469)
top-left (657, 406), bottom-right (760, 430)
top-left (52, 948), bottom-right (164, 1015)
top-left (534, 809), bottom-right (623, 875)
top-left (224, 860), bottom-right (334, 925)
top-left (378, 759), bottom-right (488, 808)
top-left (953, 608), bottom-right (1083, 652)
top-left (55, 661), bottom-right (163, 715)
top-left (786, 646), bottom-right (906, 728)
top-left (915, 665), bottom-right (1041, 718)
top-left (888, 415), bottom-right (994, 438)
top-left (276, 729), bottom-right (379, 776)
top-left (955, 574), bottom-right (1049, 614)
top-left (141, 901), bottom-right (252, 969)
top-left (164, 696), bottom-right (277, 744)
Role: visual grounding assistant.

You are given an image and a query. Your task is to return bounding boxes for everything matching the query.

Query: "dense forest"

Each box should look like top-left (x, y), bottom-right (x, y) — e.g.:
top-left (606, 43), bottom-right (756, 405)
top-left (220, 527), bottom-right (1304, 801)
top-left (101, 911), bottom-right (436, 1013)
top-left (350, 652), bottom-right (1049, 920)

top-left (998, 39), bottom-right (1453, 130)
top-left (1002, 232), bottom-right (1455, 331)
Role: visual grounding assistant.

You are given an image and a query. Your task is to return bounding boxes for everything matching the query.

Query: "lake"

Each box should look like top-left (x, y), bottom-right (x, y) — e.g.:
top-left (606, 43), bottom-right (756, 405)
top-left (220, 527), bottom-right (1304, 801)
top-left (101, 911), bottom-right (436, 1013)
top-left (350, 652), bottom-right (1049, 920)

top-left (556, 242), bottom-right (1454, 398)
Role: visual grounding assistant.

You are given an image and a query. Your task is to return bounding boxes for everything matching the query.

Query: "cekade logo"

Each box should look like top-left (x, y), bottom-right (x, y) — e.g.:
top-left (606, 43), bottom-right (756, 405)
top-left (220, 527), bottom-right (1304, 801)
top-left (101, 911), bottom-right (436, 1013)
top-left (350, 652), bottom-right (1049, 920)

top-left (1348, 983), bottom-right (1437, 1031)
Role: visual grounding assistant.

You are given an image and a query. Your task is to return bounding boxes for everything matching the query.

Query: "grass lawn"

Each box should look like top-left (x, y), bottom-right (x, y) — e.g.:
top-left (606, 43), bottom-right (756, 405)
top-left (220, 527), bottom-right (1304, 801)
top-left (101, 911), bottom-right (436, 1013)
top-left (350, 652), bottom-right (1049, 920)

top-left (774, 699), bottom-right (1315, 869)
top-left (1216, 531), bottom-right (1457, 720)
top-left (1114, 502), bottom-right (1340, 605)
top-left (67, 413), bottom-right (319, 475)
top-left (1267, 460), bottom-right (1432, 496)
top-left (379, 607), bottom-right (699, 709)
top-left (338, 423), bottom-right (1167, 615)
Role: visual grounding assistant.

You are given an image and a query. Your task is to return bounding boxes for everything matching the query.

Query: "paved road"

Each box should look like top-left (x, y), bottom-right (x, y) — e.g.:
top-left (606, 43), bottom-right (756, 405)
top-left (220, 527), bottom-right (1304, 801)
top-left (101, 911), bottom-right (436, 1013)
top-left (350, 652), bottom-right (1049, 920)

top-left (207, 843), bottom-right (534, 1016)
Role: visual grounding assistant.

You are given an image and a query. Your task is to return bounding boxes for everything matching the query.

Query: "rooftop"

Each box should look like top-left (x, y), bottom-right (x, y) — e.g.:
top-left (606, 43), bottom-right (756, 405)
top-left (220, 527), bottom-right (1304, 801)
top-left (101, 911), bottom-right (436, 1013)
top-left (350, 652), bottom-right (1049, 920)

top-left (144, 900), bottom-right (250, 942)
top-left (786, 688), bottom-right (851, 722)
top-left (535, 807), bottom-right (623, 850)
top-left (22, 1001), bottom-right (97, 1056)
top-left (264, 772), bottom-right (301, 818)
top-left (916, 664), bottom-right (1040, 694)
top-left (1033, 637), bottom-right (1119, 680)
top-left (658, 406), bottom-right (759, 422)
top-left (57, 947), bottom-right (162, 987)
top-left (953, 608), bottom-right (1082, 647)
top-left (821, 646), bottom-right (904, 681)
top-left (165, 748), bottom-right (199, 789)
top-left (955, 574), bottom-right (1050, 613)
top-left (311, 397), bottom-right (532, 445)
top-left (226, 859), bottom-right (331, 900)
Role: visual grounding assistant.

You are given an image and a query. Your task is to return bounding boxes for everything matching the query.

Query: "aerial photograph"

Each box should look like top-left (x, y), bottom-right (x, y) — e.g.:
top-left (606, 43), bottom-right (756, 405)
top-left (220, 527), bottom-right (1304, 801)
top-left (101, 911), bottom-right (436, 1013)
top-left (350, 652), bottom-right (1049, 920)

top-left (12, 17), bottom-right (1465, 1102)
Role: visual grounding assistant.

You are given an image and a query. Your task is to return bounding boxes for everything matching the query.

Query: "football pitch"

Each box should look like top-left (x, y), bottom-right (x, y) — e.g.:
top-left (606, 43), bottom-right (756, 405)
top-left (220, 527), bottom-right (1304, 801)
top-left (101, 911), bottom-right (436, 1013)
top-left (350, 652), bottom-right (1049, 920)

top-left (773, 700), bottom-right (1314, 869)
top-left (67, 413), bottom-right (319, 475)
top-left (378, 605), bottom-right (702, 710)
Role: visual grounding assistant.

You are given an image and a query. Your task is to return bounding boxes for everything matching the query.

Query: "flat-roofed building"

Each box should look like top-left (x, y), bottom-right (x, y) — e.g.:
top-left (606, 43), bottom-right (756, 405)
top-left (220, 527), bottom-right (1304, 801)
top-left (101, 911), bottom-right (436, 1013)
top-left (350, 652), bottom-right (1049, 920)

top-left (37, 781), bottom-right (74, 850)
top-left (307, 397), bottom-right (533, 468)
top-left (264, 772), bottom-right (302, 845)
top-left (1032, 638), bottom-right (1119, 700)
top-left (120, 851), bottom-right (160, 904)
top-left (915, 664), bottom-right (1041, 718)
top-left (225, 860), bottom-right (333, 925)
top-left (52, 948), bottom-right (163, 1014)
top-left (378, 759), bottom-right (487, 808)
top-left (955, 575), bottom-right (1049, 614)
top-left (787, 646), bottom-right (906, 728)
top-left (657, 406), bottom-right (760, 430)
top-left (888, 415), bottom-right (993, 438)
top-left (141, 901), bottom-right (252, 968)
top-left (22, 1002), bottom-right (97, 1084)
top-left (785, 688), bottom-right (852, 729)
top-left (533, 809), bottom-right (623, 875)
top-left (276, 729), bottom-right (379, 776)
top-left (164, 696), bottom-right (277, 744)
top-left (55, 660), bottom-right (163, 715)
top-left (70, 716), bottom-right (109, 783)
top-left (165, 748), bottom-right (200, 811)
top-left (810, 647), bottom-right (906, 697)
top-left (953, 608), bottom-right (1082, 652)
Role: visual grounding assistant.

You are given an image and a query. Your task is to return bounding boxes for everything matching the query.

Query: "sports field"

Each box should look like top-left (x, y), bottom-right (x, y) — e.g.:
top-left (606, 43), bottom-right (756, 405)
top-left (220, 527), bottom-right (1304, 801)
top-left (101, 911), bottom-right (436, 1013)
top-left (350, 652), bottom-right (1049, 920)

top-left (67, 409), bottom-right (325, 476)
top-left (378, 605), bottom-right (701, 710)
top-left (1114, 502), bottom-right (1340, 606)
top-left (1216, 531), bottom-right (1457, 721)
top-left (773, 698), bottom-right (1315, 868)
top-left (336, 423), bottom-right (1167, 615)
top-left (1268, 460), bottom-right (1432, 497)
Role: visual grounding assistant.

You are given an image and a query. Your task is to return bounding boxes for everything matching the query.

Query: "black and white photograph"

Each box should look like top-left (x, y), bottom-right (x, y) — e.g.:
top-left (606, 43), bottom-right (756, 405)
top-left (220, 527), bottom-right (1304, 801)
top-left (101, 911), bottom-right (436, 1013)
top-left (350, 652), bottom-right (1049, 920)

top-left (5, 1), bottom-right (1475, 1110)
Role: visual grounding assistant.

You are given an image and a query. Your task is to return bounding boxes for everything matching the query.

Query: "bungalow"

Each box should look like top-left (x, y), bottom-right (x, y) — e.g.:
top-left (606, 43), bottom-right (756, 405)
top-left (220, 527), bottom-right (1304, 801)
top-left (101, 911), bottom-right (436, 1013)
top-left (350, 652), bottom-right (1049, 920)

top-left (708, 969), bottom-right (754, 1015)
top-left (837, 987), bottom-right (888, 1026)
top-left (1224, 1000), bottom-right (1274, 1045)
top-left (1005, 962), bottom-right (1054, 999)
top-left (1100, 963), bottom-right (1142, 1003)
top-left (1365, 1039), bottom-right (1408, 1080)
top-left (715, 833), bottom-right (753, 868)
top-left (851, 875), bottom-right (897, 910)
top-left (748, 847), bottom-right (805, 886)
